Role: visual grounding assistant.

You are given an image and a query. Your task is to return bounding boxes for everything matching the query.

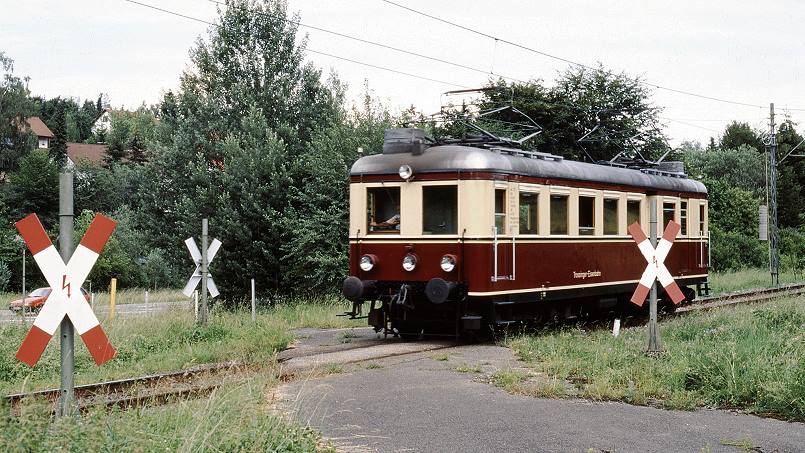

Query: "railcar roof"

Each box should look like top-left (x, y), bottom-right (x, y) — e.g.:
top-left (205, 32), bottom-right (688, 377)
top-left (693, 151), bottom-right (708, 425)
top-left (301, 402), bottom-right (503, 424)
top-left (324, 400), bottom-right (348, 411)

top-left (350, 145), bottom-right (707, 195)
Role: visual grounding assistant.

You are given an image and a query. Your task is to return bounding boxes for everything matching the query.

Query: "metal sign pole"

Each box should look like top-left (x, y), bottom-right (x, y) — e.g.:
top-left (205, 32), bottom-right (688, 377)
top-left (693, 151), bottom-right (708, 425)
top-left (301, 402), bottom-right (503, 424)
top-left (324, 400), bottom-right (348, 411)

top-left (647, 198), bottom-right (661, 353)
top-left (57, 171), bottom-right (75, 417)
top-left (251, 278), bottom-right (256, 321)
top-left (22, 245), bottom-right (26, 324)
top-left (199, 218), bottom-right (209, 325)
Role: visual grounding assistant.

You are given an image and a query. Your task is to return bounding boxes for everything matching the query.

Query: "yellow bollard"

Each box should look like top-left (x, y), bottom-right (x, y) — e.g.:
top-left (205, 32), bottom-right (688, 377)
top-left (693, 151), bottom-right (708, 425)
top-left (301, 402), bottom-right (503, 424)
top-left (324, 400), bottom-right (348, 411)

top-left (109, 278), bottom-right (117, 320)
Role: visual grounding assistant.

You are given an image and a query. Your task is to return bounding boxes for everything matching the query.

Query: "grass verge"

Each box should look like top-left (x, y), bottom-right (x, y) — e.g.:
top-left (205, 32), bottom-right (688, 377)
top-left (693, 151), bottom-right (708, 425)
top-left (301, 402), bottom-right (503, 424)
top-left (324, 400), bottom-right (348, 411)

top-left (709, 268), bottom-right (803, 295)
top-left (0, 297), bottom-right (359, 395)
top-left (0, 297), bottom-right (356, 451)
top-left (498, 297), bottom-right (805, 420)
top-left (0, 372), bottom-right (332, 452)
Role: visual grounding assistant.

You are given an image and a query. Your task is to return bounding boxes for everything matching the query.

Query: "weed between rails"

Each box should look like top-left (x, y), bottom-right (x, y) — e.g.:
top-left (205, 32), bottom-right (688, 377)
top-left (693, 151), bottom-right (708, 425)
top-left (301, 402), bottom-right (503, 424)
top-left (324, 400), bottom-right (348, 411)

top-left (496, 297), bottom-right (805, 421)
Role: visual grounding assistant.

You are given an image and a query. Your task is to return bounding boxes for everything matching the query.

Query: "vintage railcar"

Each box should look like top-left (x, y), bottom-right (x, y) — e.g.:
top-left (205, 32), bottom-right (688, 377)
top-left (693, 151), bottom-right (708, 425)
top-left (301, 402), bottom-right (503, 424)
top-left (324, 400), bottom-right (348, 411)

top-left (342, 129), bottom-right (710, 337)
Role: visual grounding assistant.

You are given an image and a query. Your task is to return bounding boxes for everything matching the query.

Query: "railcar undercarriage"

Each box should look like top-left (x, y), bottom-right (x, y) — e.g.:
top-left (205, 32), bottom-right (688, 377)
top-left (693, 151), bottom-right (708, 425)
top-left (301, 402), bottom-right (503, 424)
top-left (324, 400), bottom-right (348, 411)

top-left (342, 278), bottom-right (707, 339)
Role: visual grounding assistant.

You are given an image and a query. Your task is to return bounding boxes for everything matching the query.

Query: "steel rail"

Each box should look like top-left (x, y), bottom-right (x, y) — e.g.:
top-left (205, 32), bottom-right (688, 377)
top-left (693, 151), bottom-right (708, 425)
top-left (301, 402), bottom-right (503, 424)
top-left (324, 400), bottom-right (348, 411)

top-left (678, 282), bottom-right (805, 313)
top-left (5, 360), bottom-right (242, 413)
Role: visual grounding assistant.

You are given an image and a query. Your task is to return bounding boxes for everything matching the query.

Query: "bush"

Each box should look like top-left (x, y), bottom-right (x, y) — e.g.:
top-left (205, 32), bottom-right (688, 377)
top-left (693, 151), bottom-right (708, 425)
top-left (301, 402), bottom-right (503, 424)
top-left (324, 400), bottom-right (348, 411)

top-left (0, 261), bottom-right (10, 292)
top-left (710, 228), bottom-right (766, 271)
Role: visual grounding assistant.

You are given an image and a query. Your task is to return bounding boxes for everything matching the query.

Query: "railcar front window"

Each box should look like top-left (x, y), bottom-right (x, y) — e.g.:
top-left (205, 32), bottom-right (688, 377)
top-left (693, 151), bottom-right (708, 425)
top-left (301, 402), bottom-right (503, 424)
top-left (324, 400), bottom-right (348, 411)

top-left (627, 200), bottom-right (641, 226)
top-left (423, 186), bottom-right (457, 234)
top-left (494, 189), bottom-right (506, 234)
top-left (578, 196), bottom-right (595, 235)
top-left (663, 202), bottom-right (676, 228)
top-left (681, 200), bottom-right (688, 235)
top-left (367, 187), bottom-right (400, 234)
top-left (550, 195), bottom-right (568, 235)
top-left (604, 198), bottom-right (618, 235)
top-left (519, 192), bottom-right (538, 235)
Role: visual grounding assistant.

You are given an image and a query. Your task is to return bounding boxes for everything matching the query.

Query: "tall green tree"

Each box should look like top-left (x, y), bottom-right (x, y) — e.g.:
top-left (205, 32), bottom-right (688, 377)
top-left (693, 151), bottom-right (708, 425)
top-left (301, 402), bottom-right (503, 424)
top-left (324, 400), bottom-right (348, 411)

top-left (133, 0), bottom-right (343, 297)
top-left (49, 103), bottom-right (68, 167)
top-left (720, 121), bottom-right (764, 152)
top-left (469, 65), bottom-right (665, 162)
top-left (6, 149), bottom-right (59, 227)
top-left (0, 51), bottom-right (36, 171)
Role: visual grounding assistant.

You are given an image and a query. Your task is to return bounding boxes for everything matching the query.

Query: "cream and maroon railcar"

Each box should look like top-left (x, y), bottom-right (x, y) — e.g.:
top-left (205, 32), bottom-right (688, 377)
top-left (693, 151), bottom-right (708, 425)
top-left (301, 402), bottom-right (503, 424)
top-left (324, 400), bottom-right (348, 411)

top-left (342, 129), bottom-right (710, 337)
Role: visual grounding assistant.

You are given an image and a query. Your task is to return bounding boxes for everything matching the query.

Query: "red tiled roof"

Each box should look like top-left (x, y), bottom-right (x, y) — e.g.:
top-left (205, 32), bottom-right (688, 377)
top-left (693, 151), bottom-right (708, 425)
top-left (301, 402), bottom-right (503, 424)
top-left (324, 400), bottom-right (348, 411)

top-left (26, 117), bottom-right (54, 138)
top-left (67, 143), bottom-right (107, 163)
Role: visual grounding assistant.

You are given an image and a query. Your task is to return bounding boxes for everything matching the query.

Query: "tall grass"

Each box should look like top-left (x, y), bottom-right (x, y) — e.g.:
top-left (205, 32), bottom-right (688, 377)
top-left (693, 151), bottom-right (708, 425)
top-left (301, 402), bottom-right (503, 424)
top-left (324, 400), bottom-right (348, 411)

top-left (501, 297), bottom-right (805, 420)
top-left (0, 374), bottom-right (331, 452)
top-left (0, 296), bottom-right (360, 394)
top-left (709, 268), bottom-right (803, 294)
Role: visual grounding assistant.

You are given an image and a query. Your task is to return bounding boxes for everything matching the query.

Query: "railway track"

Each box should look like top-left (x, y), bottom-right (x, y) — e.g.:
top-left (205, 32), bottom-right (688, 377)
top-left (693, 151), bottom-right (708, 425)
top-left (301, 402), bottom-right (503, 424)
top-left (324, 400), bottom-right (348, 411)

top-left (5, 360), bottom-right (243, 413)
top-left (679, 282), bottom-right (805, 313)
top-left (6, 282), bottom-right (802, 413)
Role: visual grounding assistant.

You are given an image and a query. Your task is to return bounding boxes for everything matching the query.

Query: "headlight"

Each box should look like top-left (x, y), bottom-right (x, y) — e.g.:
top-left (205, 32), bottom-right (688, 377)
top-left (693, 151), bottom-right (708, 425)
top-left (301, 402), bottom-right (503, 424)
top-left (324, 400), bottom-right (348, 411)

top-left (440, 254), bottom-right (457, 272)
top-left (359, 254), bottom-right (376, 272)
top-left (402, 253), bottom-right (418, 272)
top-left (398, 164), bottom-right (413, 180)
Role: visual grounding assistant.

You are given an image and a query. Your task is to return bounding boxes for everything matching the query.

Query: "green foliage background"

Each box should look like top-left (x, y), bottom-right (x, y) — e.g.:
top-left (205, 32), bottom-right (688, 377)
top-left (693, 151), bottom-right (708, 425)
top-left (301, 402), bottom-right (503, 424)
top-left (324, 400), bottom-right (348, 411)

top-left (0, 0), bottom-right (803, 296)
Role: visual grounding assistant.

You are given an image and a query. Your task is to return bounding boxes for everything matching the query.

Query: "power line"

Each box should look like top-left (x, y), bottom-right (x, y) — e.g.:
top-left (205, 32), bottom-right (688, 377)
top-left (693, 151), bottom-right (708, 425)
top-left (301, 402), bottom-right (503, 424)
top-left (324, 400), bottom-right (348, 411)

top-left (206, 0), bottom-right (527, 84)
top-left (379, 0), bottom-right (767, 109)
top-left (120, 0), bottom-right (767, 138)
top-left (659, 117), bottom-right (719, 133)
top-left (121, 0), bottom-right (467, 88)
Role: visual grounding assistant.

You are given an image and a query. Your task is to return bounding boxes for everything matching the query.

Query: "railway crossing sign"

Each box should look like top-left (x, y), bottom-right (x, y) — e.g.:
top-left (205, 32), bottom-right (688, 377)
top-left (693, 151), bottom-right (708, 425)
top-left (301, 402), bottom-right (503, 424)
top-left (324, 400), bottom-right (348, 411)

top-left (14, 213), bottom-right (117, 367)
top-left (182, 236), bottom-right (221, 298)
top-left (628, 220), bottom-right (686, 306)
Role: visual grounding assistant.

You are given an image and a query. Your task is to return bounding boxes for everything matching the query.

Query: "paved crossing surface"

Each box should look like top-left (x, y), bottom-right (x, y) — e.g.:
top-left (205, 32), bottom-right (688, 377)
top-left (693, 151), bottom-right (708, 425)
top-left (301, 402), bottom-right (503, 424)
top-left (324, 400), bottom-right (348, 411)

top-left (276, 328), bottom-right (805, 453)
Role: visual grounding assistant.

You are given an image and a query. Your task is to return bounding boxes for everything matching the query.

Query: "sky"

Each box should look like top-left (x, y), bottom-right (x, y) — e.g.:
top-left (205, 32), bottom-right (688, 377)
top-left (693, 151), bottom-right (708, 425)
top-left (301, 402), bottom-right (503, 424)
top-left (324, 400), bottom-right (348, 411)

top-left (2, 0), bottom-right (805, 146)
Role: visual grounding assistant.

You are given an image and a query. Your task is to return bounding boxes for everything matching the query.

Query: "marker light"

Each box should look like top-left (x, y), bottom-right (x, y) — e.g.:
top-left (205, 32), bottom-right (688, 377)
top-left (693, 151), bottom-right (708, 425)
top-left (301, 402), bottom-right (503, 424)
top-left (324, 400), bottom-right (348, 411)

top-left (402, 253), bottom-right (418, 272)
top-left (359, 254), bottom-right (376, 272)
top-left (440, 254), bottom-right (457, 272)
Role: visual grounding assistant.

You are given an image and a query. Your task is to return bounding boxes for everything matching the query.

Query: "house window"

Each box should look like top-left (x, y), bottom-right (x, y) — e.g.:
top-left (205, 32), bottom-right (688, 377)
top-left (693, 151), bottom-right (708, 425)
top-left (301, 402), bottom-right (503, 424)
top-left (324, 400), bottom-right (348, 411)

top-left (680, 200), bottom-right (688, 235)
top-left (519, 192), bottom-right (538, 234)
top-left (494, 189), bottom-right (506, 234)
top-left (627, 200), bottom-right (641, 226)
top-left (367, 187), bottom-right (400, 233)
top-left (663, 202), bottom-right (676, 228)
top-left (603, 198), bottom-right (619, 235)
top-left (423, 186), bottom-right (457, 234)
top-left (550, 194), bottom-right (568, 235)
top-left (578, 196), bottom-right (595, 236)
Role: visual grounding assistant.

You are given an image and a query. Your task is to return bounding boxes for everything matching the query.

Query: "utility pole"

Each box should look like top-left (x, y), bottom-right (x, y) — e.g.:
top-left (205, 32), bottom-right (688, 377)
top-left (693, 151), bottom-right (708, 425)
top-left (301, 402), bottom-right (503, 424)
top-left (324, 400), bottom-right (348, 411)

top-left (57, 171), bottom-right (75, 417)
top-left (646, 198), bottom-right (661, 353)
top-left (767, 103), bottom-right (779, 286)
top-left (199, 218), bottom-right (209, 325)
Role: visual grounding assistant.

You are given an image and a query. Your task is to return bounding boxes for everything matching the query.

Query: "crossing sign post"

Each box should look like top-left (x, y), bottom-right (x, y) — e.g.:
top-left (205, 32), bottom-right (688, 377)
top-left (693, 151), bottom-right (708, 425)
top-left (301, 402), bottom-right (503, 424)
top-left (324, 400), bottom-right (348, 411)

top-left (14, 212), bottom-right (117, 366)
top-left (14, 172), bottom-right (117, 416)
top-left (182, 218), bottom-right (221, 325)
top-left (628, 199), bottom-right (685, 353)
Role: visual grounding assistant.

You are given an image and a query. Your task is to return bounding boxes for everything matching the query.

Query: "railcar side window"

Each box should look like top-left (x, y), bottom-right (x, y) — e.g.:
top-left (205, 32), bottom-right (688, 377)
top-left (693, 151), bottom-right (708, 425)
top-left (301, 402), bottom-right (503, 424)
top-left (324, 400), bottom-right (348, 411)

top-left (627, 200), bottom-right (641, 226)
top-left (603, 198), bottom-right (618, 235)
top-left (578, 196), bottom-right (595, 236)
top-left (550, 195), bottom-right (568, 235)
top-left (699, 204), bottom-right (706, 234)
top-left (681, 200), bottom-right (688, 235)
top-left (519, 192), bottom-right (538, 234)
top-left (494, 189), bottom-right (506, 234)
top-left (423, 186), bottom-right (457, 234)
top-left (367, 187), bottom-right (400, 234)
top-left (663, 202), bottom-right (676, 228)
